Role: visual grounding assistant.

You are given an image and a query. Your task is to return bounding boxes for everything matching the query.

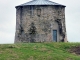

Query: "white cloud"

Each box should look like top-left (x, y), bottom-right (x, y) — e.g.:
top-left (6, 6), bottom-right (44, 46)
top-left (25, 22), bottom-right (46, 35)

top-left (0, 0), bottom-right (30, 44)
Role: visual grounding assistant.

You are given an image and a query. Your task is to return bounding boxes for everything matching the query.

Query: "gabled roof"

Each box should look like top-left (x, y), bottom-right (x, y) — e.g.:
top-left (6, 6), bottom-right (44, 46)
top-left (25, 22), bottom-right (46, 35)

top-left (16, 0), bottom-right (66, 7)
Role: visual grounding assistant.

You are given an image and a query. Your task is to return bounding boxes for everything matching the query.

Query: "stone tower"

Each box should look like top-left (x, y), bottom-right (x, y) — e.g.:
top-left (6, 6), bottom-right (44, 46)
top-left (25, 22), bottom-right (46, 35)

top-left (15, 0), bottom-right (67, 43)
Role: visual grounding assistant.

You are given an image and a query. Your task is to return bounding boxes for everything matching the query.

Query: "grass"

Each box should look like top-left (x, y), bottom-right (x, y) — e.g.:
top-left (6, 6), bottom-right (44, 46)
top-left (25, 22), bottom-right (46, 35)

top-left (0, 42), bottom-right (80, 60)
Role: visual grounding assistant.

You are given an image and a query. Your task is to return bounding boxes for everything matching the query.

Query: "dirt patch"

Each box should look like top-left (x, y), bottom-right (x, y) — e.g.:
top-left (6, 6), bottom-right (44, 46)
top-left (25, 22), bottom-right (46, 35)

top-left (66, 58), bottom-right (73, 60)
top-left (70, 46), bottom-right (80, 55)
top-left (39, 48), bottom-right (48, 52)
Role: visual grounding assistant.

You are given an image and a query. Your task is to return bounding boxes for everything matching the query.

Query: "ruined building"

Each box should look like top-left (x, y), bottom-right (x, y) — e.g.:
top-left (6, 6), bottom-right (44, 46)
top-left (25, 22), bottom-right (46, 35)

top-left (15, 0), bottom-right (67, 43)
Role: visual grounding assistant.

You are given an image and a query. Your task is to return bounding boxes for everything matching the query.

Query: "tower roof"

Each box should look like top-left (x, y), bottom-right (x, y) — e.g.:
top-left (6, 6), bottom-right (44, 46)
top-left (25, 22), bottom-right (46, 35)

top-left (16, 0), bottom-right (66, 7)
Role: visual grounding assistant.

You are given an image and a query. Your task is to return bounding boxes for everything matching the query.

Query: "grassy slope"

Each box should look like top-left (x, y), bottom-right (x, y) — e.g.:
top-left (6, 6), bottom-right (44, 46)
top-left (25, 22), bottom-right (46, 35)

top-left (0, 43), bottom-right (80, 60)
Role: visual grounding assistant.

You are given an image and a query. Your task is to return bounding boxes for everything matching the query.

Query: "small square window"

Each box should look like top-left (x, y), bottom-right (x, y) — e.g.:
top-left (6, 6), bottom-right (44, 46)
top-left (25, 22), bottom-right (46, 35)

top-left (37, 9), bottom-right (41, 17)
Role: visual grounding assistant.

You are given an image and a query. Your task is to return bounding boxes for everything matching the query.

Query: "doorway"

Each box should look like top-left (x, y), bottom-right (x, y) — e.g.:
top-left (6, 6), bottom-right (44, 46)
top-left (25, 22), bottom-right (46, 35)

top-left (53, 30), bottom-right (57, 42)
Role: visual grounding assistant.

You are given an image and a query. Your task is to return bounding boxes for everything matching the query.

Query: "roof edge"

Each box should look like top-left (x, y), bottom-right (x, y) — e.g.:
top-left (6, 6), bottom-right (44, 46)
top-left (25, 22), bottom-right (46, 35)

top-left (15, 5), bottom-right (66, 8)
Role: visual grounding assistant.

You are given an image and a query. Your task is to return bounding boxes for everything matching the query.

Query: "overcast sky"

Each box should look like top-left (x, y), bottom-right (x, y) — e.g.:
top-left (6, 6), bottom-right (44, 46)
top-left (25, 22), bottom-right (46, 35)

top-left (0, 0), bottom-right (80, 44)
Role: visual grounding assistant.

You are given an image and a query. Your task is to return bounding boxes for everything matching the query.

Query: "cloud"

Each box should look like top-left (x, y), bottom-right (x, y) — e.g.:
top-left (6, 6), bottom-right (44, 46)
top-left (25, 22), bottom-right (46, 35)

top-left (0, 18), bottom-right (15, 44)
top-left (0, 0), bottom-right (27, 44)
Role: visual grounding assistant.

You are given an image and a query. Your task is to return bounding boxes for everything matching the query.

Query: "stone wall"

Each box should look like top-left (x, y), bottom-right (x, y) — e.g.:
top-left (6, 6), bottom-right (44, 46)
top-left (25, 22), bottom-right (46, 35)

top-left (15, 5), bottom-right (67, 43)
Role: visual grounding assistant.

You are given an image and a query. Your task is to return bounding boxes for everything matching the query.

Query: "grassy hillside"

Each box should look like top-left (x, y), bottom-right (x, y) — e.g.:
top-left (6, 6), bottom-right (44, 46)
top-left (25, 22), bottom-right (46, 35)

top-left (0, 43), bottom-right (80, 60)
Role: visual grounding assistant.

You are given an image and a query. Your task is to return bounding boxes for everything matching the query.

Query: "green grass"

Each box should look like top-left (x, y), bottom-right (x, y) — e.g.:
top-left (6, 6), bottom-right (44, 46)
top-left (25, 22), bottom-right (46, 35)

top-left (0, 42), bottom-right (80, 60)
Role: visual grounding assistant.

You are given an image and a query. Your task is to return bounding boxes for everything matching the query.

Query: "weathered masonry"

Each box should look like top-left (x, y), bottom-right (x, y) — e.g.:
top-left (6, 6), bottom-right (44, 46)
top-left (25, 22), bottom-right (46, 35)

top-left (15, 0), bottom-right (67, 43)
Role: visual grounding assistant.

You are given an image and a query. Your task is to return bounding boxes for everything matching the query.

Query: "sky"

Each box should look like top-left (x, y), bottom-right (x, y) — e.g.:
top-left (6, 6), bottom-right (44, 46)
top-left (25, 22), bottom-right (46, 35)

top-left (0, 0), bottom-right (80, 44)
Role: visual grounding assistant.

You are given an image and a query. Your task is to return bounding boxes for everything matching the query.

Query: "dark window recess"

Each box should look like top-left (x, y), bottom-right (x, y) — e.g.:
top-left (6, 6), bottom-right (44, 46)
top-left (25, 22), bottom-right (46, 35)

top-left (37, 9), bottom-right (41, 17)
top-left (29, 6), bottom-right (34, 17)
top-left (58, 11), bottom-right (60, 16)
